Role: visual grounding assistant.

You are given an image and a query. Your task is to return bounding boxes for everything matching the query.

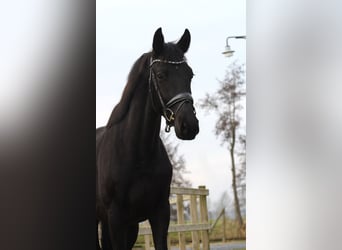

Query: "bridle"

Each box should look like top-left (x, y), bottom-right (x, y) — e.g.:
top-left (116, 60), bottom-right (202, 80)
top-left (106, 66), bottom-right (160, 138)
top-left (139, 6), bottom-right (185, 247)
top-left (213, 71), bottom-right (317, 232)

top-left (149, 57), bottom-right (195, 132)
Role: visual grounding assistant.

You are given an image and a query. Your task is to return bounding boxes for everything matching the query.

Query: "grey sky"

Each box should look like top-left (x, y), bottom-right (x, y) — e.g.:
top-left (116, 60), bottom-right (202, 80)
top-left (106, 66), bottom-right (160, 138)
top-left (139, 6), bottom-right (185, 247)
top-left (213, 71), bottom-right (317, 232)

top-left (96, 0), bottom-right (246, 202)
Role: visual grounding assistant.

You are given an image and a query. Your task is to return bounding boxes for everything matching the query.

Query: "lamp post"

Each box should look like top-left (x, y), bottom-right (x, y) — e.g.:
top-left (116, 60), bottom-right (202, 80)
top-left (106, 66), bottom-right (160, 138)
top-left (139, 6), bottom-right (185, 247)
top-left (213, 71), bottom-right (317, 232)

top-left (222, 35), bottom-right (246, 57)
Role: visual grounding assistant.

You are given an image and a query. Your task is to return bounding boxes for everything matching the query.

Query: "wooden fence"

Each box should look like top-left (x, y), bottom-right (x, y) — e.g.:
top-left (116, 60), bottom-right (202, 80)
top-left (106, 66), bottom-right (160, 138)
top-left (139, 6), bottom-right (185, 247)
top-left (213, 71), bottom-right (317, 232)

top-left (138, 186), bottom-right (210, 250)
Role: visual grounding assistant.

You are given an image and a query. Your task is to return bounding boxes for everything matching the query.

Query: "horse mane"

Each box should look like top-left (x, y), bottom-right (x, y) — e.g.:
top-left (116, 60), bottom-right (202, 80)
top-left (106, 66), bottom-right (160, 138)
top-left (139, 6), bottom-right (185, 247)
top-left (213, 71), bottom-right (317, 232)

top-left (106, 52), bottom-right (151, 128)
top-left (106, 43), bottom-right (186, 128)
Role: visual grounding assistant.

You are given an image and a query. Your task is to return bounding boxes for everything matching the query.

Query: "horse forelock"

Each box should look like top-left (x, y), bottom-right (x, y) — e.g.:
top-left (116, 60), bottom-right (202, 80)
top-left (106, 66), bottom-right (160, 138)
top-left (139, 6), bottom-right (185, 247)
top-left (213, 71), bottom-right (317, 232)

top-left (153, 43), bottom-right (186, 62)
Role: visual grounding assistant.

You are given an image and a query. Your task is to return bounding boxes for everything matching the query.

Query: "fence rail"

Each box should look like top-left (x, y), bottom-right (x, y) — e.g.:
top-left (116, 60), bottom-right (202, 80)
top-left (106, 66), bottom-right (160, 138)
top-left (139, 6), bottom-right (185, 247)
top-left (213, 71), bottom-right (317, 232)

top-left (138, 185), bottom-right (210, 250)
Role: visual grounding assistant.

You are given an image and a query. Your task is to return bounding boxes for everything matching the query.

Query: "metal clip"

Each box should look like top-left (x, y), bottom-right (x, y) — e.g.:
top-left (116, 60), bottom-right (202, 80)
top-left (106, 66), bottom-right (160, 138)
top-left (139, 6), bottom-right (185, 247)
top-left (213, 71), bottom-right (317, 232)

top-left (165, 124), bottom-right (171, 133)
top-left (164, 108), bottom-right (175, 122)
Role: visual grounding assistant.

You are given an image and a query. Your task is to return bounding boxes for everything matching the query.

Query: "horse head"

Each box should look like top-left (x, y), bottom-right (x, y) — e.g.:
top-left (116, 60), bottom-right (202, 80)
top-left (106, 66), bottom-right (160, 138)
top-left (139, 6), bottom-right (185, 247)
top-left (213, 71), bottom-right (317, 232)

top-left (149, 28), bottom-right (199, 140)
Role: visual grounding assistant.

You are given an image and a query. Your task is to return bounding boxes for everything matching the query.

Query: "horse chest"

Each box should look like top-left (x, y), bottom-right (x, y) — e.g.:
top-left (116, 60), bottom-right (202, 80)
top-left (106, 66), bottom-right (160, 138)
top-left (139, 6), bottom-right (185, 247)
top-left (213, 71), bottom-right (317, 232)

top-left (124, 165), bottom-right (171, 218)
top-left (129, 168), bottom-right (169, 201)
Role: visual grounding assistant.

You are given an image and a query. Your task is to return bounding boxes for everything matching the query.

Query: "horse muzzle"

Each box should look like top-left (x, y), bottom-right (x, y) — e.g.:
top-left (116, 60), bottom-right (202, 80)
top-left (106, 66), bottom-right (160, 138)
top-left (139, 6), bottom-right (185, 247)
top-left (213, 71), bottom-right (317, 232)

top-left (174, 103), bottom-right (199, 140)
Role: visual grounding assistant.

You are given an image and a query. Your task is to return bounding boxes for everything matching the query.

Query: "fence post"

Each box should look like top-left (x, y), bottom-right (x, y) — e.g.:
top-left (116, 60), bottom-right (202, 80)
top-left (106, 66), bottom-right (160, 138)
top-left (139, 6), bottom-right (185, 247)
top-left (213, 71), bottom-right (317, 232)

top-left (143, 221), bottom-right (151, 250)
top-left (222, 208), bottom-right (226, 243)
top-left (177, 194), bottom-right (186, 250)
top-left (167, 234), bottom-right (171, 250)
top-left (199, 186), bottom-right (209, 250)
top-left (144, 234), bottom-right (151, 250)
top-left (190, 194), bottom-right (200, 250)
top-left (138, 186), bottom-right (211, 249)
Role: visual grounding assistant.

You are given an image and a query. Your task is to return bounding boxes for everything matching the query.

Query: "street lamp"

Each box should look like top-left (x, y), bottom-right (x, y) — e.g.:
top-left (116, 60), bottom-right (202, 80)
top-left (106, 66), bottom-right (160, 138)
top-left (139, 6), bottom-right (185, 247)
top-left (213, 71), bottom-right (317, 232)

top-left (222, 36), bottom-right (246, 57)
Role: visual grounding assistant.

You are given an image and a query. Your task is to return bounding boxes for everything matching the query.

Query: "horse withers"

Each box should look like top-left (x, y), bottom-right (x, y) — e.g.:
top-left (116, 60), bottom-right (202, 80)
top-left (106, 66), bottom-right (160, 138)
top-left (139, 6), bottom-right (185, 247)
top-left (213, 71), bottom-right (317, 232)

top-left (96, 28), bottom-right (199, 250)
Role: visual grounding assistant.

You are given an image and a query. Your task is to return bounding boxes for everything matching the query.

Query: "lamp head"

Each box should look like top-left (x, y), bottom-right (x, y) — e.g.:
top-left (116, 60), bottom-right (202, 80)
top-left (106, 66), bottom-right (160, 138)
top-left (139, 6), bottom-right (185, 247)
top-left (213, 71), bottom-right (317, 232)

top-left (222, 44), bottom-right (235, 57)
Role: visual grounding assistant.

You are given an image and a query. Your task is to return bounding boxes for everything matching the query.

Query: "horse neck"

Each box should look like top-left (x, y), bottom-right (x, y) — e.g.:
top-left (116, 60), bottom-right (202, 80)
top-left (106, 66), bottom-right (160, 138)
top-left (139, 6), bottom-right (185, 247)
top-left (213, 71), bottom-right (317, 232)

top-left (123, 77), bottom-right (161, 159)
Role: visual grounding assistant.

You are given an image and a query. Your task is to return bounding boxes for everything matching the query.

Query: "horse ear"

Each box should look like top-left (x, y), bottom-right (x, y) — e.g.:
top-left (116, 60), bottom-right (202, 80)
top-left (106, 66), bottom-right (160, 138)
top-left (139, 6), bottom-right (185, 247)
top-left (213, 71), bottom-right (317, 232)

top-left (177, 29), bottom-right (191, 53)
top-left (153, 27), bottom-right (164, 55)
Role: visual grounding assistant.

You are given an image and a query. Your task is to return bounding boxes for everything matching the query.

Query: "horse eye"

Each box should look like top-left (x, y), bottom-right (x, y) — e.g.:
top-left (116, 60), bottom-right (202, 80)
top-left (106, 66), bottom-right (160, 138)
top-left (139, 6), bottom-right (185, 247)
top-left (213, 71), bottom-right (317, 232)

top-left (156, 72), bottom-right (165, 80)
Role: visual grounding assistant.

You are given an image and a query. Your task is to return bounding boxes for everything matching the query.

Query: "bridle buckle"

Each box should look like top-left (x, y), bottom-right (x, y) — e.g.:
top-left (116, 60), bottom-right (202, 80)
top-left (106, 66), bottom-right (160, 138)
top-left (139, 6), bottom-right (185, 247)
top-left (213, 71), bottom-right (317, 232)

top-left (164, 108), bottom-right (175, 122)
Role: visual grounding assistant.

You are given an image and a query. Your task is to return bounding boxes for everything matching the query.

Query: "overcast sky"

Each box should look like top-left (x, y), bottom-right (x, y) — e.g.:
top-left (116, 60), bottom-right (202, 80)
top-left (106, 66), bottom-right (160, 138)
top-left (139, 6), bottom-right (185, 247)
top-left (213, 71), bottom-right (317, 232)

top-left (96, 0), bottom-right (246, 203)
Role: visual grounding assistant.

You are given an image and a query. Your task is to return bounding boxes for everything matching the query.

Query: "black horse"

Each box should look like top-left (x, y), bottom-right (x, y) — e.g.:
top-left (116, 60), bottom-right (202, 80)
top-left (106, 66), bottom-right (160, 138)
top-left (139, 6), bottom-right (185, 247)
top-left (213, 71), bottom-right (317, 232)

top-left (96, 28), bottom-right (199, 250)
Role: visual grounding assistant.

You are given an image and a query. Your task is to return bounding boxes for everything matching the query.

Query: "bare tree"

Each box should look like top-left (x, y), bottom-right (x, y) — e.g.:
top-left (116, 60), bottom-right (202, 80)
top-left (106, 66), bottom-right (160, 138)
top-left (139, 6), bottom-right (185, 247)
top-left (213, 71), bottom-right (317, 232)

top-left (161, 132), bottom-right (191, 221)
top-left (160, 132), bottom-right (191, 187)
top-left (213, 191), bottom-right (232, 218)
top-left (199, 62), bottom-right (246, 229)
top-left (236, 135), bottom-right (246, 216)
